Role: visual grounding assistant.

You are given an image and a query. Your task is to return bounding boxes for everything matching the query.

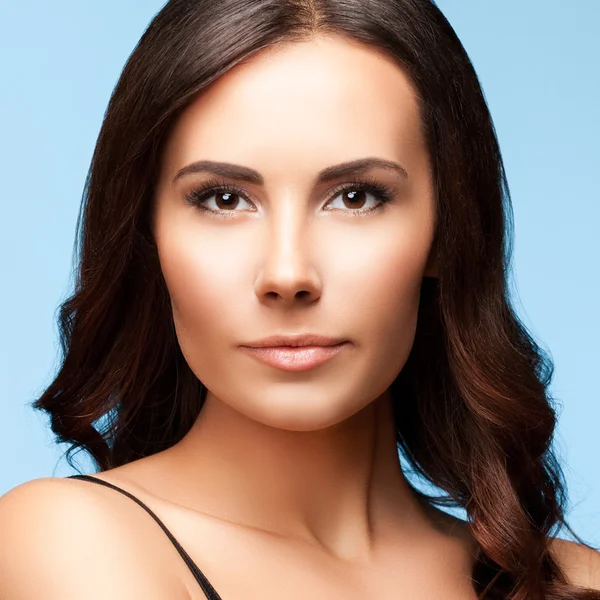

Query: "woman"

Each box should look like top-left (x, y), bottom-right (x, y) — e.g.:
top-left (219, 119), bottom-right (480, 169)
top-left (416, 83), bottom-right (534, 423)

top-left (1, 0), bottom-right (598, 598)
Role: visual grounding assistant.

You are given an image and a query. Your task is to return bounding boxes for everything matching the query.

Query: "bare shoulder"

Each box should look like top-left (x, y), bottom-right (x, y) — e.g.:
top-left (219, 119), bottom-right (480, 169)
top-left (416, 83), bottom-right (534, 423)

top-left (0, 477), bottom-right (189, 599)
top-left (548, 536), bottom-right (600, 591)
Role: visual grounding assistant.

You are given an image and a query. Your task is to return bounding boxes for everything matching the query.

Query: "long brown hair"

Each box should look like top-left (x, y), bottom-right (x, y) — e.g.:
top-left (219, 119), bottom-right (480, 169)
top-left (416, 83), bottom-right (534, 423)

top-left (32, 0), bottom-right (599, 597)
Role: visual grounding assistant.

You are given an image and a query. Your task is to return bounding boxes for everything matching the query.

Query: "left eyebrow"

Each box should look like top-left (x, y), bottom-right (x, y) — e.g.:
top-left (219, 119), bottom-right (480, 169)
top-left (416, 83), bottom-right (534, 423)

top-left (172, 157), bottom-right (409, 186)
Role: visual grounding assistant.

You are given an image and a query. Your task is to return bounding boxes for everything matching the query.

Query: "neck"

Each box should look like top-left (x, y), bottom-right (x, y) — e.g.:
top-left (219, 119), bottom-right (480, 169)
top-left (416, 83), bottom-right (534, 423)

top-left (158, 389), bottom-right (436, 563)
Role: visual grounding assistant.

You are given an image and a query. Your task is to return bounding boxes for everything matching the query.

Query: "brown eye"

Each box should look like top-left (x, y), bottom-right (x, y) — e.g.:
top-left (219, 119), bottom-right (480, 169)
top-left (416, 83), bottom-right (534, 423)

top-left (186, 185), bottom-right (255, 213)
top-left (214, 192), bottom-right (241, 210)
top-left (341, 189), bottom-right (368, 209)
top-left (326, 186), bottom-right (384, 213)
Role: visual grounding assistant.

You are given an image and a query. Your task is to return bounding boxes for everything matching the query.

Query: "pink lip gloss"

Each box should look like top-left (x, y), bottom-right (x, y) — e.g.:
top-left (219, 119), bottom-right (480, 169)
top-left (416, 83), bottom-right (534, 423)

top-left (239, 343), bottom-right (348, 371)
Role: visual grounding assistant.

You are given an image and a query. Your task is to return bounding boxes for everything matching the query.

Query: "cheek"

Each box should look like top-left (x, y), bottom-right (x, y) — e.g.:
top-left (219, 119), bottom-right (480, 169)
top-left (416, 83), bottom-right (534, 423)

top-left (331, 225), bottom-right (427, 367)
top-left (155, 223), bottom-right (252, 377)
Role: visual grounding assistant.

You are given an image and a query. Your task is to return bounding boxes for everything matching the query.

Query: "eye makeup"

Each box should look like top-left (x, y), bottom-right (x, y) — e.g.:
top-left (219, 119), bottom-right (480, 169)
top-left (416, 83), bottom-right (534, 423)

top-left (182, 174), bottom-right (397, 219)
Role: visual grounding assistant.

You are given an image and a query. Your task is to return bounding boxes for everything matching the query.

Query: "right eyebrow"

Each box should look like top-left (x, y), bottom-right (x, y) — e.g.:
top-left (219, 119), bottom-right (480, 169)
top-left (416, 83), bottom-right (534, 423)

top-left (172, 156), bottom-right (409, 186)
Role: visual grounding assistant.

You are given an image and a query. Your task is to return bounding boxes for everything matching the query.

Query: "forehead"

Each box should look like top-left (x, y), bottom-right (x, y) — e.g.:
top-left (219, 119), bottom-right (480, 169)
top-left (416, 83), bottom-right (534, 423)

top-left (161, 35), bottom-right (425, 184)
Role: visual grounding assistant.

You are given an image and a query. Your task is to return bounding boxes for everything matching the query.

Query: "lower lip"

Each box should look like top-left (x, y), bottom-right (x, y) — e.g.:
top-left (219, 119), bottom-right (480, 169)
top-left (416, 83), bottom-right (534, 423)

top-left (239, 343), bottom-right (348, 371)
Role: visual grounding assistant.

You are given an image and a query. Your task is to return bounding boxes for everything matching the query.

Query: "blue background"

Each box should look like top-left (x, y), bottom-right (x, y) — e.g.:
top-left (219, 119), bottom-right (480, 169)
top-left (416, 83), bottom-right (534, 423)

top-left (1, 1), bottom-right (598, 544)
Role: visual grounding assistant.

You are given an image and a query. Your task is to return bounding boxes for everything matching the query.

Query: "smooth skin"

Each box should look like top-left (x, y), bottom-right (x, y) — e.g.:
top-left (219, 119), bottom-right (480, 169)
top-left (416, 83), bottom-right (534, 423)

top-left (1, 34), bottom-right (599, 600)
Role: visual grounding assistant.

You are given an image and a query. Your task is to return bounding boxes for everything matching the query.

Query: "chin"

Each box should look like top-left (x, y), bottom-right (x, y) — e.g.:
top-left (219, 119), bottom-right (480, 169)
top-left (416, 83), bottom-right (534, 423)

top-left (218, 385), bottom-right (377, 432)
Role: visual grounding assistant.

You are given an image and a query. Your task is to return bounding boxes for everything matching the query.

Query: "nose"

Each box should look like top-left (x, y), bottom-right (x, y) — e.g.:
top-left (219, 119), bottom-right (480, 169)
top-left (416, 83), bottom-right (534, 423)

top-left (253, 208), bottom-right (322, 308)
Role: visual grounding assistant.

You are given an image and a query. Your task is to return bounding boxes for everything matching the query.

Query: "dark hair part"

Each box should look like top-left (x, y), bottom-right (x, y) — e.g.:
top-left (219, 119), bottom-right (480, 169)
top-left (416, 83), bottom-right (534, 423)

top-left (32, 0), bottom-right (599, 598)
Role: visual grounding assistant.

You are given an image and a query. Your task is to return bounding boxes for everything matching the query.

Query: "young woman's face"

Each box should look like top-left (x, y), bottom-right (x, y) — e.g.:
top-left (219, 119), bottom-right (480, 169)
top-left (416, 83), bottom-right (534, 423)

top-left (153, 34), bottom-right (436, 431)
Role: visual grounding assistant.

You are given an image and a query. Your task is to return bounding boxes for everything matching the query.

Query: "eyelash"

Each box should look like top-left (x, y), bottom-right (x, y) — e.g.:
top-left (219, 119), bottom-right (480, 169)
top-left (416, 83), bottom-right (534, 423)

top-left (183, 175), bottom-right (395, 219)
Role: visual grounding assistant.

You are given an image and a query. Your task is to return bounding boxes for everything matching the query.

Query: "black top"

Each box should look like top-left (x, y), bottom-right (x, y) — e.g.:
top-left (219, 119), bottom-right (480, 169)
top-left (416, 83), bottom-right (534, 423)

top-left (67, 474), bottom-right (222, 600)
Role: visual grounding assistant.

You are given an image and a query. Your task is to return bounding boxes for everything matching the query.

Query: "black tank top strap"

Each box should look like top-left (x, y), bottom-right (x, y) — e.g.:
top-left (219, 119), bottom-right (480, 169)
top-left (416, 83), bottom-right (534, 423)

top-left (66, 474), bottom-right (223, 600)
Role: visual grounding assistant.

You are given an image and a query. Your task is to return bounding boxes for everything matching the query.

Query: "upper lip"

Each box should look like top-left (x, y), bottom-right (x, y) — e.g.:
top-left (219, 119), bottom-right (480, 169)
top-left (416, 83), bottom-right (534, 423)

top-left (241, 334), bottom-right (348, 348)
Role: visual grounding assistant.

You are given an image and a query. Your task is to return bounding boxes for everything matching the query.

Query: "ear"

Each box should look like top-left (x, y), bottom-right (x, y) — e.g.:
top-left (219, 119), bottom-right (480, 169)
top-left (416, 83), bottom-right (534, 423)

top-left (423, 245), bottom-right (438, 278)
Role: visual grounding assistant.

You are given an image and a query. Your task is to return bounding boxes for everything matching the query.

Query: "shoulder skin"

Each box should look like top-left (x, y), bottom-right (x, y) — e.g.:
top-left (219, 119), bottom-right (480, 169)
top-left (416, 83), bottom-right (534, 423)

top-left (0, 478), bottom-right (191, 600)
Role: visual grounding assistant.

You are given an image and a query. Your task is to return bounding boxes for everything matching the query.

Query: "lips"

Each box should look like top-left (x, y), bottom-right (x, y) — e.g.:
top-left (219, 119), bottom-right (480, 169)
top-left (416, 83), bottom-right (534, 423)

top-left (239, 342), bottom-right (349, 371)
